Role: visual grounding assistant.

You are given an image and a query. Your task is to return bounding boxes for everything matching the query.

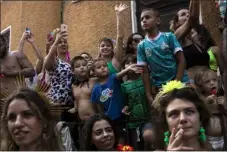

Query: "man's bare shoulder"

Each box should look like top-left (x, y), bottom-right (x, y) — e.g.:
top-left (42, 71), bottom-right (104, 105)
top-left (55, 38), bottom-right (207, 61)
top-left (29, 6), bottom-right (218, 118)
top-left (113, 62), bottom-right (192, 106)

top-left (10, 51), bottom-right (26, 58)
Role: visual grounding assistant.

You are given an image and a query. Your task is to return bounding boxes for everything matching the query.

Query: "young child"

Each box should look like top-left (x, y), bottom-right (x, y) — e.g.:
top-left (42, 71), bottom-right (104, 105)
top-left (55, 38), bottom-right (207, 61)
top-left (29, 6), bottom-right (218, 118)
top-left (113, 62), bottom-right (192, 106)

top-left (90, 58), bottom-right (141, 142)
top-left (121, 54), bottom-right (155, 150)
top-left (194, 69), bottom-right (225, 150)
top-left (137, 8), bottom-right (189, 103)
top-left (71, 56), bottom-right (97, 121)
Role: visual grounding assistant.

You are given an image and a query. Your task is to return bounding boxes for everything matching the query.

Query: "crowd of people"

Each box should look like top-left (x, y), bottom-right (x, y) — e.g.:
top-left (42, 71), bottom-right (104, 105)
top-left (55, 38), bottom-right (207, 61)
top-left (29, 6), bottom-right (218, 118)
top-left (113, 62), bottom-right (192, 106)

top-left (0, 0), bottom-right (227, 151)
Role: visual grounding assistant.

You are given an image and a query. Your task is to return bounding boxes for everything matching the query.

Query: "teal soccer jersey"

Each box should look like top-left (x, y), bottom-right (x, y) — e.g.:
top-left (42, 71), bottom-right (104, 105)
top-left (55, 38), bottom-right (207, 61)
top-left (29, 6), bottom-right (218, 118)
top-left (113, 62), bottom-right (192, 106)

top-left (137, 32), bottom-right (188, 87)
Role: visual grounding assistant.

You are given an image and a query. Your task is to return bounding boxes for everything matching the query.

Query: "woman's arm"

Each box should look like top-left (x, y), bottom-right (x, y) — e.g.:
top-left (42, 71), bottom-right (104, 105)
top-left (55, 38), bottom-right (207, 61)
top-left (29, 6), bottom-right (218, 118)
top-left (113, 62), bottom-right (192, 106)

top-left (112, 3), bottom-right (128, 71)
top-left (174, 0), bottom-right (199, 40)
top-left (44, 31), bottom-right (68, 71)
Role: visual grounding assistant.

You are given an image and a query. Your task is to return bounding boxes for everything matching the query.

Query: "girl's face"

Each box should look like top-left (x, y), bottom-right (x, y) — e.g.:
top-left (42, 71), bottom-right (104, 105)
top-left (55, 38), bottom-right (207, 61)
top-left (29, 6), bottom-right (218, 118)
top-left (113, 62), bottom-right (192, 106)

top-left (73, 59), bottom-right (88, 77)
top-left (99, 41), bottom-right (113, 57)
top-left (165, 99), bottom-right (200, 139)
top-left (7, 99), bottom-right (43, 149)
top-left (57, 38), bottom-right (68, 54)
top-left (92, 120), bottom-right (115, 150)
top-left (177, 9), bottom-right (190, 26)
top-left (201, 72), bottom-right (218, 95)
top-left (131, 35), bottom-right (143, 52)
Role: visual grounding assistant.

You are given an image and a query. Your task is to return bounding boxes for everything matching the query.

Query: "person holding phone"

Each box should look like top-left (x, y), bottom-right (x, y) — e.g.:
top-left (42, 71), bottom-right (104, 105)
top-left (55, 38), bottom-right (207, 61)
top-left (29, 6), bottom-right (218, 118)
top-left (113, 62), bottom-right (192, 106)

top-left (0, 34), bottom-right (35, 96)
top-left (18, 28), bottom-right (44, 75)
top-left (44, 26), bottom-right (73, 106)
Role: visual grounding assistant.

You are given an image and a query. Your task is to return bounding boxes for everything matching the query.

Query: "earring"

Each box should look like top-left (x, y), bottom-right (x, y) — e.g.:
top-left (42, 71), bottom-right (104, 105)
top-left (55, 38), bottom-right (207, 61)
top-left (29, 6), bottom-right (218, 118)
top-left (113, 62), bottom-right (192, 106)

top-left (164, 131), bottom-right (170, 146)
top-left (199, 127), bottom-right (206, 142)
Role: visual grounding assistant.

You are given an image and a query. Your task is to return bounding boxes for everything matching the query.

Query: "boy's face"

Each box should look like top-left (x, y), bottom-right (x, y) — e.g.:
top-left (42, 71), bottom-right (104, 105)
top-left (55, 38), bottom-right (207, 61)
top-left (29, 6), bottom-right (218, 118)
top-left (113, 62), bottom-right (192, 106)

top-left (93, 60), bottom-right (109, 78)
top-left (73, 59), bottom-right (88, 77)
top-left (140, 11), bottom-right (160, 31)
top-left (201, 72), bottom-right (218, 95)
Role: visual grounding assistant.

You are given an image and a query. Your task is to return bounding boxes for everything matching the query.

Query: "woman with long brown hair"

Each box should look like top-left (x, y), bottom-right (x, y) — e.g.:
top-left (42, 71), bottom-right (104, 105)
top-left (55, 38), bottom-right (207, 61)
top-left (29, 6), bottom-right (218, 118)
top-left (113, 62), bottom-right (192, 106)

top-left (0, 88), bottom-right (62, 151)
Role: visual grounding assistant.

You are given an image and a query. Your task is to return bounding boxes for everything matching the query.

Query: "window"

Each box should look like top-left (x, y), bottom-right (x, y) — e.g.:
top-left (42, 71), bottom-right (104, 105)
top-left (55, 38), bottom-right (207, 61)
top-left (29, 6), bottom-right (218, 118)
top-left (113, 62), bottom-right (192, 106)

top-left (1, 25), bottom-right (11, 51)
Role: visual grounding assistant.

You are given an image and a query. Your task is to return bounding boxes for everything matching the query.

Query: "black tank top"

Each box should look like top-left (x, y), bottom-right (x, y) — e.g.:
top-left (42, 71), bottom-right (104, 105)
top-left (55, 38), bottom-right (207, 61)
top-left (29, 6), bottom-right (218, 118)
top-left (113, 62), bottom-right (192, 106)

top-left (183, 43), bottom-right (210, 69)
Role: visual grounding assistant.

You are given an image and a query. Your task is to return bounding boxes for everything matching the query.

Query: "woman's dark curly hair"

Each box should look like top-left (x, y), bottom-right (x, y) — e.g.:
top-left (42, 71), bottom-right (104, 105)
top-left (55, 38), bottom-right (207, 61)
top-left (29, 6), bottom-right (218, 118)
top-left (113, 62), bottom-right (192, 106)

top-left (154, 87), bottom-right (211, 150)
top-left (125, 33), bottom-right (144, 55)
top-left (80, 114), bottom-right (119, 151)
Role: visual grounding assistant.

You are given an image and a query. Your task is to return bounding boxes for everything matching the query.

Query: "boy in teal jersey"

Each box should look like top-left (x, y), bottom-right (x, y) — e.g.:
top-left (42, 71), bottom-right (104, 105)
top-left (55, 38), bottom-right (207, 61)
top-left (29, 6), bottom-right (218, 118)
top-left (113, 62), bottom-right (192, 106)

top-left (137, 8), bottom-right (189, 104)
top-left (121, 54), bottom-right (155, 150)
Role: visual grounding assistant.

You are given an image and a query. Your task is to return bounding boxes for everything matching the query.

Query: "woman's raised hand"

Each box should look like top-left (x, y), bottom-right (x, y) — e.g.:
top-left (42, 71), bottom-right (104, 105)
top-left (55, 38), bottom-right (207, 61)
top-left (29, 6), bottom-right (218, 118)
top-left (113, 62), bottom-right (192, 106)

top-left (54, 29), bottom-right (68, 45)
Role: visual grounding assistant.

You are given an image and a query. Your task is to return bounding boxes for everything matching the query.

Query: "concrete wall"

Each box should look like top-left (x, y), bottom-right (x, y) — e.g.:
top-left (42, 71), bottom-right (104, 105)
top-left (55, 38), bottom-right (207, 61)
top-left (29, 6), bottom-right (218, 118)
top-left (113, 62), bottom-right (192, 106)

top-left (1, 1), bottom-right (62, 65)
top-left (1, 1), bottom-right (132, 64)
top-left (63, 1), bottom-right (132, 58)
top-left (1, 1), bottom-right (22, 52)
top-left (201, 0), bottom-right (222, 47)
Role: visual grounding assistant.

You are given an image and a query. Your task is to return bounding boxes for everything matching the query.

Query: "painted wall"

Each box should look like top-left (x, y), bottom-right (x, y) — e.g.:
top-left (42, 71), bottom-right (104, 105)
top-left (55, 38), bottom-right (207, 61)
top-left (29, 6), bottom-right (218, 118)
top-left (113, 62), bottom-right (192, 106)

top-left (1, 1), bottom-right (132, 64)
top-left (1, 1), bottom-right (22, 52)
top-left (1, 1), bottom-right (62, 65)
top-left (201, 0), bottom-right (222, 47)
top-left (63, 1), bottom-right (132, 58)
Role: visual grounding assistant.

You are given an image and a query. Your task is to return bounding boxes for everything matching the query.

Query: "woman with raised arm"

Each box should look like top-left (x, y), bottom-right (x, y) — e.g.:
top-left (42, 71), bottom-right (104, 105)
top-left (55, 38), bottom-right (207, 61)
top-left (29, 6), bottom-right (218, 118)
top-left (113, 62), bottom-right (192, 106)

top-left (43, 29), bottom-right (73, 105)
top-left (125, 33), bottom-right (144, 55)
top-left (97, 4), bottom-right (128, 74)
top-left (0, 88), bottom-right (61, 151)
top-left (172, 0), bottom-right (224, 80)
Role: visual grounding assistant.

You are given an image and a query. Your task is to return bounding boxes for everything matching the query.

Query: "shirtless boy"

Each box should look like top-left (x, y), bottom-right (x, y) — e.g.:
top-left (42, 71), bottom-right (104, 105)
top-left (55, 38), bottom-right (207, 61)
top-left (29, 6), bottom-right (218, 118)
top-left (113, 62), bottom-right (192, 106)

top-left (0, 35), bottom-right (35, 96)
top-left (70, 56), bottom-right (96, 121)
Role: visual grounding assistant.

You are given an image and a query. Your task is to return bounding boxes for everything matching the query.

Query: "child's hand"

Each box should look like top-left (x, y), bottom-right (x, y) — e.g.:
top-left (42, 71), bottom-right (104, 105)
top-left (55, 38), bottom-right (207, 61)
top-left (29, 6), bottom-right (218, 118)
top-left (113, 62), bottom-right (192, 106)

top-left (68, 107), bottom-right (77, 114)
top-left (122, 106), bottom-right (130, 115)
top-left (216, 96), bottom-right (224, 105)
top-left (87, 60), bottom-right (93, 70)
top-left (206, 95), bottom-right (217, 104)
top-left (115, 3), bottom-right (128, 15)
top-left (126, 64), bottom-right (143, 73)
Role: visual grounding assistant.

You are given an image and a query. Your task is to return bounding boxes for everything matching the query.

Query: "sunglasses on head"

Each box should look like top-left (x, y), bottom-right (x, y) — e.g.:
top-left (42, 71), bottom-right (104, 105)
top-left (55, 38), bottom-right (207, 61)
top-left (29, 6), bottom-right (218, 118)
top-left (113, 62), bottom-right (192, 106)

top-left (133, 38), bottom-right (142, 43)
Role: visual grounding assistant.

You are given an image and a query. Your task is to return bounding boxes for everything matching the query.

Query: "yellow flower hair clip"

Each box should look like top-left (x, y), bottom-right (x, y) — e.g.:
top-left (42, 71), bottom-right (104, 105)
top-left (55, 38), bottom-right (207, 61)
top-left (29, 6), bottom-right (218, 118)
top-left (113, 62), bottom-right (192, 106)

top-left (161, 80), bottom-right (185, 94)
top-left (153, 80), bottom-right (186, 110)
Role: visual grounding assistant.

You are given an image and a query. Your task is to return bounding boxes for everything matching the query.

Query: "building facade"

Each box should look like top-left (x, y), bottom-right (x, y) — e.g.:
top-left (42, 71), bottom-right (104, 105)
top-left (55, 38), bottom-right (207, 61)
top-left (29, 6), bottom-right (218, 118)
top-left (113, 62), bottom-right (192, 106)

top-left (1, 0), bottom-right (221, 64)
